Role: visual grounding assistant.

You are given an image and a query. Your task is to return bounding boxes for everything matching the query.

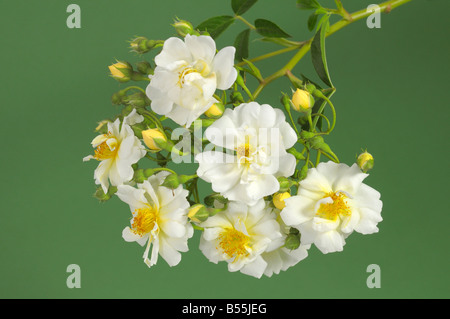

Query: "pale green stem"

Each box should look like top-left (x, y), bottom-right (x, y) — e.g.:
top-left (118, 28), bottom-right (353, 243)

top-left (123, 86), bottom-right (145, 94)
top-left (235, 15), bottom-right (256, 30)
top-left (152, 167), bottom-right (177, 175)
top-left (235, 46), bottom-right (300, 68)
top-left (253, 0), bottom-right (412, 98)
top-left (316, 150), bottom-right (322, 167)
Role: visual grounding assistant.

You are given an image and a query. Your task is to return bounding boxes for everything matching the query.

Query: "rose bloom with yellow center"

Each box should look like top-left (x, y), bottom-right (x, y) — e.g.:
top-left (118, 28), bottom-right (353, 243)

top-left (196, 102), bottom-right (297, 206)
top-left (116, 172), bottom-right (193, 268)
top-left (83, 109), bottom-right (146, 193)
top-left (280, 161), bottom-right (383, 254)
top-left (199, 200), bottom-right (283, 278)
top-left (146, 34), bottom-right (237, 127)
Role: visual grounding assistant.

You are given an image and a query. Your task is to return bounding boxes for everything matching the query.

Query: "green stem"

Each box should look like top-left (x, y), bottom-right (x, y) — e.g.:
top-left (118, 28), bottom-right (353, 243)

top-left (307, 114), bottom-right (314, 133)
top-left (252, 0), bottom-right (412, 98)
top-left (238, 80), bottom-right (254, 101)
top-left (311, 113), bottom-right (331, 133)
top-left (326, 99), bottom-right (336, 134)
top-left (123, 86), bottom-right (145, 94)
top-left (305, 148), bottom-right (311, 168)
top-left (287, 108), bottom-right (300, 137)
top-left (192, 223), bottom-right (204, 231)
top-left (235, 15), bottom-right (256, 30)
top-left (152, 167), bottom-right (177, 175)
top-left (315, 150), bottom-right (322, 167)
top-left (235, 46), bottom-right (300, 68)
top-left (145, 153), bottom-right (165, 163)
top-left (311, 89), bottom-right (336, 129)
top-left (323, 150), bottom-right (340, 163)
top-left (189, 178), bottom-right (200, 203)
top-left (142, 110), bottom-right (164, 131)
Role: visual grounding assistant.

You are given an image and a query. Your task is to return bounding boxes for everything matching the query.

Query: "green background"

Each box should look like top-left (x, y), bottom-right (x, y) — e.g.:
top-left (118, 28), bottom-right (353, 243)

top-left (1, 0), bottom-right (448, 299)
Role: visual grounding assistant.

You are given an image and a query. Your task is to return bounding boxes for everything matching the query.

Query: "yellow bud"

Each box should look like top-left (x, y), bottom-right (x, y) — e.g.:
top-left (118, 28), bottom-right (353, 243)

top-left (204, 103), bottom-right (224, 118)
top-left (188, 204), bottom-right (209, 223)
top-left (292, 88), bottom-right (313, 112)
top-left (357, 151), bottom-right (374, 173)
top-left (108, 61), bottom-right (131, 79)
top-left (273, 192), bottom-right (291, 210)
top-left (142, 128), bottom-right (167, 151)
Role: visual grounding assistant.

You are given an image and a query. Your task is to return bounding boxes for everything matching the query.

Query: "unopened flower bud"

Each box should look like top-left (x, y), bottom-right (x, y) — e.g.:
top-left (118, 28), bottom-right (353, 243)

top-left (108, 61), bottom-right (132, 82)
top-left (125, 92), bottom-right (150, 108)
top-left (284, 230), bottom-right (301, 250)
top-left (136, 61), bottom-right (153, 75)
top-left (204, 103), bottom-right (224, 118)
top-left (292, 88), bottom-right (314, 112)
top-left (94, 186), bottom-right (117, 202)
top-left (277, 176), bottom-right (291, 192)
top-left (172, 19), bottom-right (198, 37)
top-left (231, 92), bottom-right (245, 107)
top-left (357, 151), bottom-right (374, 173)
top-left (142, 128), bottom-right (167, 151)
top-left (129, 37), bottom-right (164, 54)
top-left (188, 204), bottom-right (209, 223)
top-left (273, 192), bottom-right (291, 210)
top-left (161, 173), bottom-right (180, 189)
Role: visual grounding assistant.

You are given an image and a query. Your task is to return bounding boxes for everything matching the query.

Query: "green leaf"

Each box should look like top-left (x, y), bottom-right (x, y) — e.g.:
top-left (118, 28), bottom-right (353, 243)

top-left (234, 28), bottom-right (251, 61)
top-left (196, 15), bottom-right (235, 39)
top-left (255, 19), bottom-right (291, 38)
top-left (259, 37), bottom-right (300, 47)
top-left (311, 16), bottom-right (333, 87)
top-left (232, 0), bottom-right (258, 15)
top-left (307, 13), bottom-right (319, 31)
top-left (297, 0), bottom-right (321, 10)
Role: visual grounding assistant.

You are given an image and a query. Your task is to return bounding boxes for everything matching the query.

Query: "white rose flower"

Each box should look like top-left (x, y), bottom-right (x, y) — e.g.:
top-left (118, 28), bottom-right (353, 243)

top-left (280, 161), bottom-right (383, 254)
top-left (146, 34), bottom-right (237, 127)
top-left (261, 209), bottom-right (310, 277)
top-left (83, 109), bottom-right (146, 193)
top-left (116, 172), bottom-right (193, 268)
top-left (196, 102), bottom-right (298, 206)
top-left (199, 200), bottom-right (283, 278)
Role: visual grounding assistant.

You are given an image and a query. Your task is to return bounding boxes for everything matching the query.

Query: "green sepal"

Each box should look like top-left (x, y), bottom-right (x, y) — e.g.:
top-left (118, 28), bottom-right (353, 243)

top-left (93, 186), bottom-right (117, 202)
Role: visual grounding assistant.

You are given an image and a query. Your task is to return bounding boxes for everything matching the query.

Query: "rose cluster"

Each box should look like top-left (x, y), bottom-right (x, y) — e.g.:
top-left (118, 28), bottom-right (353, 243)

top-left (84, 32), bottom-right (382, 278)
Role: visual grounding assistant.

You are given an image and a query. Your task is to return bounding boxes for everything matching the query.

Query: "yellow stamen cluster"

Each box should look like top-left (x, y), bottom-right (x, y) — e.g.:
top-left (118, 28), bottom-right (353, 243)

top-left (177, 67), bottom-right (196, 88)
top-left (131, 206), bottom-right (159, 236)
top-left (218, 228), bottom-right (251, 260)
top-left (94, 133), bottom-right (118, 161)
top-left (316, 192), bottom-right (351, 221)
top-left (236, 143), bottom-right (254, 164)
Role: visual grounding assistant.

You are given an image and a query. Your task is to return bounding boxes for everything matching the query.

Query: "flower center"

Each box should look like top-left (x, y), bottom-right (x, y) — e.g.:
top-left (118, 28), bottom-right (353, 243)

top-left (94, 133), bottom-right (118, 161)
top-left (177, 67), bottom-right (196, 88)
top-left (316, 192), bottom-right (351, 221)
top-left (177, 60), bottom-right (211, 88)
top-left (131, 206), bottom-right (159, 236)
top-left (218, 228), bottom-right (251, 260)
top-left (236, 143), bottom-right (255, 164)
